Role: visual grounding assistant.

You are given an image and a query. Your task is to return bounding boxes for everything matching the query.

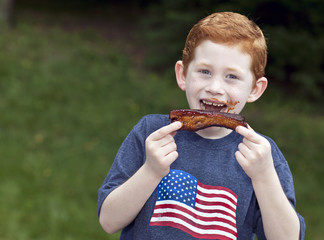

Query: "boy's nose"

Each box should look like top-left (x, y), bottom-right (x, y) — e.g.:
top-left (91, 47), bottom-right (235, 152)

top-left (205, 78), bottom-right (225, 96)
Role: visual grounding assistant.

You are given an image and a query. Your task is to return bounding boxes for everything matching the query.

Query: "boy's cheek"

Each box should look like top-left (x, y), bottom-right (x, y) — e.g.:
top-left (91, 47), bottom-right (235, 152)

top-left (230, 103), bottom-right (245, 114)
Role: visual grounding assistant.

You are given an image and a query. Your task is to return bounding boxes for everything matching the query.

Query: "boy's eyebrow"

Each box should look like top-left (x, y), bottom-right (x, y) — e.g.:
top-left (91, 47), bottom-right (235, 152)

top-left (196, 62), bottom-right (212, 68)
top-left (197, 61), bottom-right (245, 75)
top-left (226, 67), bottom-right (245, 75)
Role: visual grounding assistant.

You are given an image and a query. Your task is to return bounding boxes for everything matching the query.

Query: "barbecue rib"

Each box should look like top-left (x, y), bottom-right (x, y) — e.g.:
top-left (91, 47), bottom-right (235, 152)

top-left (169, 109), bottom-right (247, 131)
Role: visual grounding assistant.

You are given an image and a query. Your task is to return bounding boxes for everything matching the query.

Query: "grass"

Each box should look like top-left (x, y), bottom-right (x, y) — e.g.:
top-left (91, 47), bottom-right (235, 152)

top-left (0, 18), bottom-right (323, 240)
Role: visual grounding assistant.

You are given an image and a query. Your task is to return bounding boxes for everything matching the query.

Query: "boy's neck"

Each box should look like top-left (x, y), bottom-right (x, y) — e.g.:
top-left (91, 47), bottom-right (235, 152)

top-left (196, 127), bottom-right (233, 139)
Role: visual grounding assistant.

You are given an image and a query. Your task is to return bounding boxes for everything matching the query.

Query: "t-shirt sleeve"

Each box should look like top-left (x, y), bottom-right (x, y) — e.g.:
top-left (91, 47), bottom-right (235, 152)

top-left (254, 137), bottom-right (306, 239)
top-left (97, 115), bottom-right (168, 216)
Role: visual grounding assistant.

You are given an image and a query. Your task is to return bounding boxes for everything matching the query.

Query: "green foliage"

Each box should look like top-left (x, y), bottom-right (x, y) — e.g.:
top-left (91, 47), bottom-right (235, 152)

top-left (0, 23), bottom-right (185, 239)
top-left (265, 26), bottom-right (324, 99)
top-left (138, 0), bottom-right (215, 71)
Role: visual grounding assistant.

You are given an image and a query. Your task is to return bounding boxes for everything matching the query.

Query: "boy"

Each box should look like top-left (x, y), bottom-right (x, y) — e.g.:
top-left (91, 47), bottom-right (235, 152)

top-left (98, 12), bottom-right (305, 239)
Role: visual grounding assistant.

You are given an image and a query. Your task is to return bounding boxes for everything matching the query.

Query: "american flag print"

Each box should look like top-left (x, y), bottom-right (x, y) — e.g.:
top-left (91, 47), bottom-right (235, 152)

top-left (149, 169), bottom-right (238, 240)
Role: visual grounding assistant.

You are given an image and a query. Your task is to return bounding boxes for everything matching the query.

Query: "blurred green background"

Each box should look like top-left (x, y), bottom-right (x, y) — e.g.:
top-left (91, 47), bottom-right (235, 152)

top-left (0, 0), bottom-right (323, 239)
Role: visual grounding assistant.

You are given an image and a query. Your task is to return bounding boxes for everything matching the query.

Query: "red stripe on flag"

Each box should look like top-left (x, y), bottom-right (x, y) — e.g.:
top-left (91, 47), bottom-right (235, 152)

top-left (151, 211), bottom-right (237, 233)
top-left (149, 221), bottom-right (236, 240)
top-left (196, 188), bottom-right (237, 206)
top-left (194, 205), bottom-right (236, 220)
top-left (197, 183), bottom-right (238, 197)
top-left (152, 204), bottom-right (237, 228)
top-left (195, 198), bottom-right (236, 213)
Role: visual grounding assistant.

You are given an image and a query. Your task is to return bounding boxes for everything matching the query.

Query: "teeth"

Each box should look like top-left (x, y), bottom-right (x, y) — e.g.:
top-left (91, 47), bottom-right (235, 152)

top-left (202, 100), bottom-right (224, 107)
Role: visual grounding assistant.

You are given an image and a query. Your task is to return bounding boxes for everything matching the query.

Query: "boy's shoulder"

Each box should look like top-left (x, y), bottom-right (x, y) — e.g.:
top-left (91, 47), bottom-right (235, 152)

top-left (138, 114), bottom-right (170, 127)
top-left (141, 113), bottom-right (169, 122)
top-left (132, 114), bottom-right (170, 136)
top-left (258, 133), bottom-right (288, 167)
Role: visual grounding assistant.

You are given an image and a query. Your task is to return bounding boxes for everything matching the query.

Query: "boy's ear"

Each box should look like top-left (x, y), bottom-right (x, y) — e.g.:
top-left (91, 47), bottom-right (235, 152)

top-left (247, 77), bottom-right (268, 103)
top-left (175, 61), bottom-right (186, 91)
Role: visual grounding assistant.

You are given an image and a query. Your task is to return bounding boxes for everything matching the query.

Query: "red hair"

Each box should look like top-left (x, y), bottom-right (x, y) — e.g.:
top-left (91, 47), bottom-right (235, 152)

top-left (182, 12), bottom-right (267, 81)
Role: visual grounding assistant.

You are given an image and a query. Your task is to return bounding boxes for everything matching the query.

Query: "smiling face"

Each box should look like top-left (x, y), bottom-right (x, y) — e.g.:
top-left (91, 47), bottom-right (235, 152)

top-left (175, 40), bottom-right (267, 138)
top-left (178, 40), bottom-right (254, 114)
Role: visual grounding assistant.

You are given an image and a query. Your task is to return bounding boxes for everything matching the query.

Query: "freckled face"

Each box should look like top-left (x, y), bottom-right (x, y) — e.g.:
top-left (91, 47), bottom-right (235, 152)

top-left (181, 40), bottom-right (255, 114)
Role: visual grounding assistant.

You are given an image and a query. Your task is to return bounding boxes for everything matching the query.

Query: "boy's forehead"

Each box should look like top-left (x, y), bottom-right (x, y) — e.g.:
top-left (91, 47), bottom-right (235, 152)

top-left (194, 40), bottom-right (252, 61)
top-left (190, 40), bottom-right (253, 75)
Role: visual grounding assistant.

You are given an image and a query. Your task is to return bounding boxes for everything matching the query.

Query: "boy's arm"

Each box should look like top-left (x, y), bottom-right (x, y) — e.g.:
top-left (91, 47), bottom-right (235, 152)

top-left (235, 126), bottom-right (300, 240)
top-left (99, 121), bottom-right (182, 234)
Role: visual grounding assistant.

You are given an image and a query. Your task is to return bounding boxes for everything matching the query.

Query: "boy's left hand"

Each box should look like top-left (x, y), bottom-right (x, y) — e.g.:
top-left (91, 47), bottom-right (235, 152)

top-left (235, 125), bottom-right (275, 181)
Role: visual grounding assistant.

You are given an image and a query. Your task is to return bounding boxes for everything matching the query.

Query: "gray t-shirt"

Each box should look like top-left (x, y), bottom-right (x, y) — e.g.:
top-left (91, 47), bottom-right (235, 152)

top-left (98, 114), bottom-right (305, 239)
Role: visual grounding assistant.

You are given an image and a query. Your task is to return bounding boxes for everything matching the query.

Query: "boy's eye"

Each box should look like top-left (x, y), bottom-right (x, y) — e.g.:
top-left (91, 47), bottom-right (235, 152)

top-left (200, 69), bottom-right (211, 75)
top-left (226, 74), bottom-right (238, 80)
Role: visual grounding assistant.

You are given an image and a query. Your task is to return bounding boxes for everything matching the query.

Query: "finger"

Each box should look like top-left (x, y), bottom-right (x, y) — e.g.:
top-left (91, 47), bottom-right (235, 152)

top-left (242, 137), bottom-right (258, 150)
top-left (151, 141), bottom-right (178, 167)
top-left (237, 142), bottom-right (252, 159)
top-left (164, 150), bottom-right (179, 166)
top-left (236, 125), bottom-right (262, 144)
top-left (236, 123), bottom-right (256, 133)
top-left (161, 141), bottom-right (178, 157)
top-left (170, 130), bottom-right (177, 138)
top-left (159, 134), bottom-right (176, 148)
top-left (235, 150), bottom-right (248, 168)
top-left (236, 124), bottom-right (253, 136)
top-left (149, 121), bottom-right (182, 141)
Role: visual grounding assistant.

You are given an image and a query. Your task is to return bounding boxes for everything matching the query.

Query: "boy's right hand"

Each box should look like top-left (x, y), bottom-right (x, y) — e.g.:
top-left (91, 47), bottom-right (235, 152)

top-left (144, 121), bottom-right (182, 179)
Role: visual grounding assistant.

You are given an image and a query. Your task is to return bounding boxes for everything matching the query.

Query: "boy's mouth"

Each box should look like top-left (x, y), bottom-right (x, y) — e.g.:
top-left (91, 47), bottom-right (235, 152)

top-left (200, 99), bottom-right (227, 112)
